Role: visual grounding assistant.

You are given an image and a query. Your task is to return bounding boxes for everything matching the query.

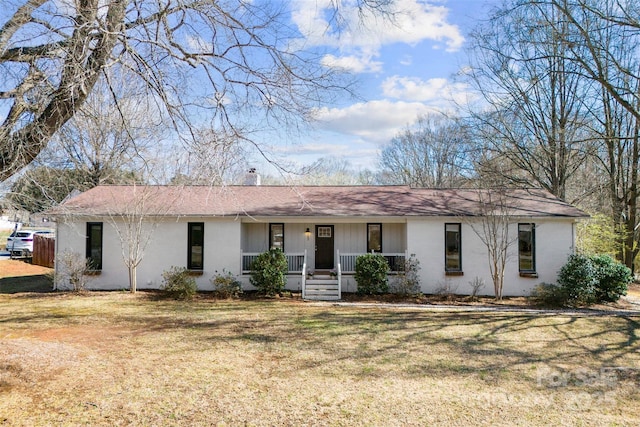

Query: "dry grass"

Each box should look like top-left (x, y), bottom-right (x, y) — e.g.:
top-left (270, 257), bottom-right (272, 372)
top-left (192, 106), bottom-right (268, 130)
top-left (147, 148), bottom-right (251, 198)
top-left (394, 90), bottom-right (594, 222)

top-left (627, 283), bottom-right (640, 300)
top-left (0, 291), bottom-right (639, 426)
top-left (0, 260), bottom-right (53, 293)
top-left (0, 228), bottom-right (11, 248)
top-left (0, 260), bottom-right (53, 279)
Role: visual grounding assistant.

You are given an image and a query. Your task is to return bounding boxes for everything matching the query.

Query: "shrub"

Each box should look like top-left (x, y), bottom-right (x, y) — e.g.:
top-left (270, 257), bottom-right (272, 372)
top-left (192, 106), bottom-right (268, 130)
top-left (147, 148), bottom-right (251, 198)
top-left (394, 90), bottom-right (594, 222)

top-left (390, 254), bottom-right (421, 295)
top-left (161, 266), bottom-right (197, 300)
top-left (557, 254), bottom-right (598, 306)
top-left (529, 283), bottom-right (567, 307)
top-left (434, 279), bottom-right (458, 299)
top-left (250, 249), bottom-right (288, 296)
top-left (211, 270), bottom-right (243, 298)
top-left (354, 253), bottom-right (389, 294)
top-left (590, 255), bottom-right (630, 302)
top-left (468, 276), bottom-right (486, 299)
top-left (54, 250), bottom-right (93, 291)
top-left (556, 254), bottom-right (631, 306)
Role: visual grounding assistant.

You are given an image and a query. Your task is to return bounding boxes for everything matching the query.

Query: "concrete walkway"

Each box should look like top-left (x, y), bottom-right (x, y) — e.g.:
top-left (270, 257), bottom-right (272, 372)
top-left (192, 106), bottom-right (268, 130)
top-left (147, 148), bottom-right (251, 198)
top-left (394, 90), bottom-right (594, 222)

top-left (305, 299), bottom-right (640, 317)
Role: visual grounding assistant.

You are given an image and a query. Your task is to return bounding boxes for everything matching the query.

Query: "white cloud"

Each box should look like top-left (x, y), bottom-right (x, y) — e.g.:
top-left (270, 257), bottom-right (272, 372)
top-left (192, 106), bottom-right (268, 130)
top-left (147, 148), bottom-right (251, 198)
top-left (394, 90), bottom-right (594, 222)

top-left (399, 55), bottom-right (413, 66)
top-left (381, 75), bottom-right (473, 105)
top-left (291, 0), bottom-right (464, 52)
top-left (273, 142), bottom-right (350, 156)
top-left (312, 100), bottom-right (439, 143)
top-left (268, 140), bottom-right (380, 170)
top-left (321, 54), bottom-right (382, 73)
top-left (186, 35), bottom-right (213, 53)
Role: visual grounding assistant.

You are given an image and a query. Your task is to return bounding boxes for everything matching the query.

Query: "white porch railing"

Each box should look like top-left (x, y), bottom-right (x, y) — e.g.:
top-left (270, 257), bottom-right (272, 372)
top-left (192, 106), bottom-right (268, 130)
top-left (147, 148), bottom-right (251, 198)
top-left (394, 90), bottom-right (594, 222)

top-left (241, 251), bottom-right (306, 274)
top-left (242, 249), bottom-right (405, 300)
top-left (301, 249), bottom-right (307, 299)
top-left (339, 252), bottom-right (407, 273)
top-left (337, 249), bottom-right (342, 300)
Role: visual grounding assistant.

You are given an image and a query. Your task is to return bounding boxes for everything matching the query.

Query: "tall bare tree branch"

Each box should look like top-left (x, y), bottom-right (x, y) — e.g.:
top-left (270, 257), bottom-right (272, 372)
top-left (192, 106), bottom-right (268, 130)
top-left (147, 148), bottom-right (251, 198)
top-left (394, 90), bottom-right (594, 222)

top-left (1, 0), bottom-right (388, 180)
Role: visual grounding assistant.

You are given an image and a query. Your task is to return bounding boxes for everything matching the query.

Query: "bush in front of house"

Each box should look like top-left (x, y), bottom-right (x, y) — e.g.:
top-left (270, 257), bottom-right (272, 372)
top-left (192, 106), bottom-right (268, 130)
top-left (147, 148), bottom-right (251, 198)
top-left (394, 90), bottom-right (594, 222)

top-left (468, 276), bottom-right (486, 300)
top-left (557, 254), bottom-right (598, 305)
top-left (590, 254), bottom-right (631, 302)
top-left (535, 254), bottom-right (631, 307)
top-left (161, 266), bottom-right (197, 300)
top-left (355, 253), bottom-right (389, 294)
top-left (54, 250), bottom-right (93, 291)
top-left (529, 283), bottom-right (568, 307)
top-left (250, 248), bottom-right (288, 296)
top-left (211, 270), bottom-right (243, 298)
top-left (390, 254), bottom-right (421, 295)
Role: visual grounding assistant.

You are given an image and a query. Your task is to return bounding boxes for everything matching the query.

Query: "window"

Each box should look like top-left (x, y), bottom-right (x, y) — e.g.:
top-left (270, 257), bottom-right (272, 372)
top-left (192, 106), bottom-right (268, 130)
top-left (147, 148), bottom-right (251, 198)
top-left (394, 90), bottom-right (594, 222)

top-left (367, 223), bottom-right (382, 253)
top-left (269, 223), bottom-right (284, 251)
top-left (86, 222), bottom-right (103, 270)
top-left (317, 226), bottom-right (332, 238)
top-left (518, 223), bottom-right (535, 272)
top-left (188, 222), bottom-right (204, 270)
top-left (445, 223), bottom-right (462, 272)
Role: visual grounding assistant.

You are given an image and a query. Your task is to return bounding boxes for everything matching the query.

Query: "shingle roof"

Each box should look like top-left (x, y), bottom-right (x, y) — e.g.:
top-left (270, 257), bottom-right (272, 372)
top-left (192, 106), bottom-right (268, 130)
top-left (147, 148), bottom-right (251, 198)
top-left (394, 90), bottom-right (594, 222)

top-left (48, 185), bottom-right (588, 218)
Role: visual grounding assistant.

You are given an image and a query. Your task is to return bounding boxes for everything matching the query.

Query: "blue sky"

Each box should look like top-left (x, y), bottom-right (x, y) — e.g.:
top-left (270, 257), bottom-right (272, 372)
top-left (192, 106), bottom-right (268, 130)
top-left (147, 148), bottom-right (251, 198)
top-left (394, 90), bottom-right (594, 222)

top-left (257, 0), bottom-right (498, 174)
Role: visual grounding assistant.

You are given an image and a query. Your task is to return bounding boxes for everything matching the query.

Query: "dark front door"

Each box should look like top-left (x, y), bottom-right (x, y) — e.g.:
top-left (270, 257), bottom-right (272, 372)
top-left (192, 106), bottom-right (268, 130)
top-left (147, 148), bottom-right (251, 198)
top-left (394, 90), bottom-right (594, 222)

top-left (315, 225), bottom-right (334, 270)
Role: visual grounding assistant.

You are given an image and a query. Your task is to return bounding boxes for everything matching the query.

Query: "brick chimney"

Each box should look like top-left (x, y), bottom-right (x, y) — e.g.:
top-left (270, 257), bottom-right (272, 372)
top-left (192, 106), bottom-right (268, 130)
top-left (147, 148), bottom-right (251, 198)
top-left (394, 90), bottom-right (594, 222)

top-left (243, 168), bottom-right (261, 186)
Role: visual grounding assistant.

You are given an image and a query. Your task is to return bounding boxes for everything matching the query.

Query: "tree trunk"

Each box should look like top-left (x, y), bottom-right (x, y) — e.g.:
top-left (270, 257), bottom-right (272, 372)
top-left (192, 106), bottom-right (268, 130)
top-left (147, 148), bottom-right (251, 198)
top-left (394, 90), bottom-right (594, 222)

top-left (623, 122), bottom-right (640, 272)
top-left (129, 265), bottom-right (137, 294)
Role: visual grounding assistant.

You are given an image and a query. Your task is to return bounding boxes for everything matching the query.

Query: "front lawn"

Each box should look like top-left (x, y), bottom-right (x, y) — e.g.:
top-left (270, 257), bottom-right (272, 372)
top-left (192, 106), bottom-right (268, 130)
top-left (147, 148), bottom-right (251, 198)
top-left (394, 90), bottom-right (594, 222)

top-left (1, 292), bottom-right (639, 426)
top-left (0, 259), bottom-right (53, 293)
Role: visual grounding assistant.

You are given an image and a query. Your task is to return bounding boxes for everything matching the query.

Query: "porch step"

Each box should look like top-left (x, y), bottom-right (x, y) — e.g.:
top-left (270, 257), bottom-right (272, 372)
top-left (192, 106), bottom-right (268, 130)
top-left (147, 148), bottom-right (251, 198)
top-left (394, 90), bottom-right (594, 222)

top-left (304, 278), bottom-right (340, 300)
top-left (306, 279), bottom-right (338, 287)
top-left (309, 274), bottom-right (335, 280)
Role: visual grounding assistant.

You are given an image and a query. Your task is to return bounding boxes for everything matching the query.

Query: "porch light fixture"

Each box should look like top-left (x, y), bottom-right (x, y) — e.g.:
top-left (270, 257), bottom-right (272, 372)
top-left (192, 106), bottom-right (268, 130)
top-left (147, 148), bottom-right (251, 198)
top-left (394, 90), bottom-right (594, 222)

top-left (305, 228), bottom-right (311, 240)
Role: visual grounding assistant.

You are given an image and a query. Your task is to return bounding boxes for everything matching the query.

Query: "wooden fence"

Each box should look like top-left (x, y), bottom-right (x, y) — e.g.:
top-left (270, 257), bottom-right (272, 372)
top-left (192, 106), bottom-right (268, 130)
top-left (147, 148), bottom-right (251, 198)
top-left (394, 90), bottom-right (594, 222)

top-left (33, 235), bottom-right (55, 268)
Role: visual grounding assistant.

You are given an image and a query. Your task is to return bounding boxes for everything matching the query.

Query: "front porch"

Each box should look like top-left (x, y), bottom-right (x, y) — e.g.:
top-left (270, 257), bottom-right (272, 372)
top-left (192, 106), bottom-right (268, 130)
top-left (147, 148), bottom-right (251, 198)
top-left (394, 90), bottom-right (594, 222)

top-left (240, 220), bottom-right (407, 300)
top-left (241, 250), bottom-right (407, 300)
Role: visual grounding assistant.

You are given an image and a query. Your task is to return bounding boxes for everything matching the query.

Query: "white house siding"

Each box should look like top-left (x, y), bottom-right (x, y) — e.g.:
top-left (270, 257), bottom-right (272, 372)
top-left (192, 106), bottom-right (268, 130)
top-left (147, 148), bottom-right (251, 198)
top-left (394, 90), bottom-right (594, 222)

top-left (56, 215), bottom-right (575, 296)
top-left (382, 223), bottom-right (406, 253)
top-left (56, 218), bottom-right (142, 290)
top-left (242, 222), bottom-right (268, 253)
top-left (56, 218), bottom-right (242, 291)
top-left (406, 218), bottom-right (576, 297)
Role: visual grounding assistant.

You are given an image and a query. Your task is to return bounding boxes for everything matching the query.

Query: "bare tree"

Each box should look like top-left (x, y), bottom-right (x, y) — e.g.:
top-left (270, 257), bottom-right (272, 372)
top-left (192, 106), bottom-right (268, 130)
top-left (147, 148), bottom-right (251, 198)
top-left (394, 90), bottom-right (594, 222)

top-left (294, 156), bottom-right (364, 185)
top-left (464, 189), bottom-right (518, 300)
top-left (467, 0), bottom-right (593, 199)
top-left (169, 127), bottom-right (248, 186)
top-left (379, 114), bottom-right (473, 187)
top-left (5, 76), bottom-right (154, 212)
top-left (546, 0), bottom-right (640, 121)
top-left (45, 77), bottom-right (162, 186)
top-left (7, 166), bottom-right (84, 213)
top-left (105, 185), bottom-right (178, 293)
top-left (0, 0), bottom-right (393, 180)
top-left (590, 64), bottom-right (640, 270)
top-left (535, 0), bottom-right (640, 270)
